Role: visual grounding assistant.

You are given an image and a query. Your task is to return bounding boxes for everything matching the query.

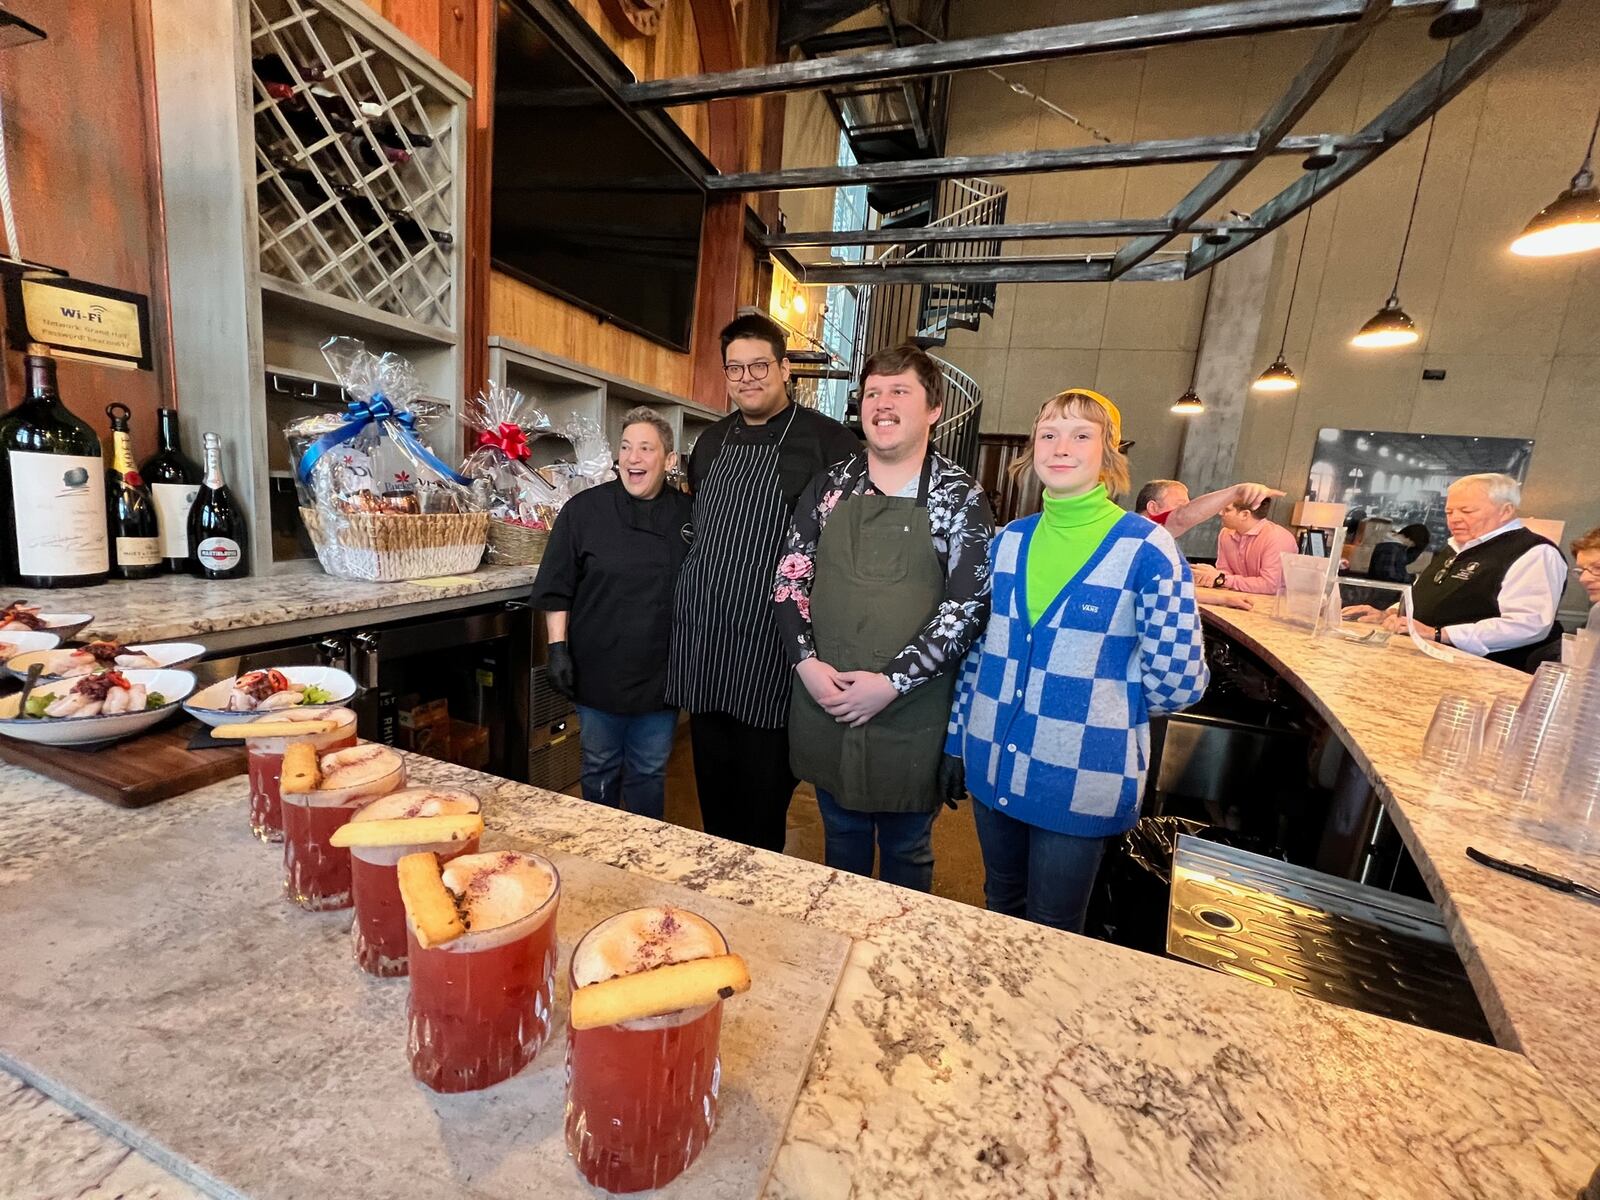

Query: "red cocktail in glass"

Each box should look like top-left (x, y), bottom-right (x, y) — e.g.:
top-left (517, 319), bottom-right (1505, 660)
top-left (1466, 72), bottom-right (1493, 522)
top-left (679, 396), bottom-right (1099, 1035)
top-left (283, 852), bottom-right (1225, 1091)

top-left (565, 907), bottom-right (727, 1193)
top-left (281, 743), bottom-right (405, 910)
top-left (244, 708), bottom-right (358, 842)
top-left (407, 850), bottom-right (561, 1093)
top-left (348, 787), bottom-right (482, 976)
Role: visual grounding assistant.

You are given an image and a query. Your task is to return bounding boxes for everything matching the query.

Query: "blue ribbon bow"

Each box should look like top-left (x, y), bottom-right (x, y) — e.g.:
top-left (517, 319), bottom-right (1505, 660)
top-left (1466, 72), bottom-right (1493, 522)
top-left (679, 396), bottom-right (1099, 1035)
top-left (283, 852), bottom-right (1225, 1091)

top-left (296, 392), bottom-right (469, 488)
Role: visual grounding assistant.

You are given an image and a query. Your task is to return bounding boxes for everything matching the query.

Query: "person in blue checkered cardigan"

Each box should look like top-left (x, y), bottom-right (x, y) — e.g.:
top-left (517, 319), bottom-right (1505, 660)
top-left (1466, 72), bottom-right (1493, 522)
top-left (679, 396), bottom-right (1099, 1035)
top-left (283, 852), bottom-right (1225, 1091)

top-left (940, 388), bottom-right (1209, 934)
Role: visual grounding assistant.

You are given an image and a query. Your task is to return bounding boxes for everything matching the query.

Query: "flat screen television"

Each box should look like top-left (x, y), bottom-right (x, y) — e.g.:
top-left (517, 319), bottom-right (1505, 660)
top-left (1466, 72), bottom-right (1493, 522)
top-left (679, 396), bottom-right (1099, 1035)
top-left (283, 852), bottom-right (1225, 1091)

top-left (491, 1), bottom-right (705, 351)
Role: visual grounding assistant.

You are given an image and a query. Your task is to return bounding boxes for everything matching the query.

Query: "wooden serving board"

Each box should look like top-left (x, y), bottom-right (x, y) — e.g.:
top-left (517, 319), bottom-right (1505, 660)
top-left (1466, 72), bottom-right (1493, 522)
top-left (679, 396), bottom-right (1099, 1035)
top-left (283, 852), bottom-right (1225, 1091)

top-left (0, 719), bottom-right (246, 807)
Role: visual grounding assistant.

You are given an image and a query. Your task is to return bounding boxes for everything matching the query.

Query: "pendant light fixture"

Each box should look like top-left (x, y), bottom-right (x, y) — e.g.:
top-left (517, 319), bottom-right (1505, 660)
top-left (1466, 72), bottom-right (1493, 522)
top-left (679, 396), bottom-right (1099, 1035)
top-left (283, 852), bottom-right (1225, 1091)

top-left (1353, 41), bottom-right (1456, 349)
top-left (1511, 101), bottom-right (1600, 258)
top-left (1172, 271), bottom-right (1216, 415)
top-left (1254, 204), bottom-right (1315, 392)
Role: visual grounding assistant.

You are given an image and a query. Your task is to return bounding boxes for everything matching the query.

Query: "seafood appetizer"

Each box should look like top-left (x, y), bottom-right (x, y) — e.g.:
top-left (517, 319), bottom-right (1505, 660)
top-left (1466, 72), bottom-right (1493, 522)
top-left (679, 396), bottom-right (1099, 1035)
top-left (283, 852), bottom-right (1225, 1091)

top-left (26, 671), bottom-right (167, 720)
top-left (226, 669), bottom-right (337, 712)
top-left (0, 603), bottom-right (47, 631)
top-left (33, 642), bottom-right (161, 678)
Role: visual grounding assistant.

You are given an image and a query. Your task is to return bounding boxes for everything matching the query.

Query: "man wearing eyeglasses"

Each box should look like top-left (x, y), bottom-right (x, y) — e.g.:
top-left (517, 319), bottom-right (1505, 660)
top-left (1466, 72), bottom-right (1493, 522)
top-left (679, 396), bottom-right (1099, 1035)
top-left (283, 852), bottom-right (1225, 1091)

top-left (666, 313), bottom-right (859, 851)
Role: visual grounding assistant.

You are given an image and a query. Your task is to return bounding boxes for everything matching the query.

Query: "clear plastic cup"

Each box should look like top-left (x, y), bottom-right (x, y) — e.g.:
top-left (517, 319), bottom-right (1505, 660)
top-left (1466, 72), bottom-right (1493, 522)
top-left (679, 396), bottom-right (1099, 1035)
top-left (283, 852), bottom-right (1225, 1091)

top-left (1419, 694), bottom-right (1486, 775)
top-left (565, 907), bottom-right (727, 1194)
top-left (1475, 695), bottom-right (1521, 774)
top-left (1494, 663), bottom-right (1580, 802)
top-left (1542, 665), bottom-right (1600, 852)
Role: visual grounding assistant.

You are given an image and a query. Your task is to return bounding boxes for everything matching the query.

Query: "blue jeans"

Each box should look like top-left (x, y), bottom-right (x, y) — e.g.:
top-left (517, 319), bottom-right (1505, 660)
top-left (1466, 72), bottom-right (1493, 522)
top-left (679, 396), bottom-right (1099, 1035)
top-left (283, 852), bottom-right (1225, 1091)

top-left (814, 788), bottom-right (937, 893)
top-left (972, 800), bottom-right (1110, 934)
top-left (575, 706), bottom-right (678, 820)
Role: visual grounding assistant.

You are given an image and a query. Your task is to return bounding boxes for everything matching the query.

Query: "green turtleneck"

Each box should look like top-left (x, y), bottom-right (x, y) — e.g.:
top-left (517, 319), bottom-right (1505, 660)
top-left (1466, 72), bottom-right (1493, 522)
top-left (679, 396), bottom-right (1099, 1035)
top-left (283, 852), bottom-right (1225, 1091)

top-left (1026, 484), bottom-right (1126, 621)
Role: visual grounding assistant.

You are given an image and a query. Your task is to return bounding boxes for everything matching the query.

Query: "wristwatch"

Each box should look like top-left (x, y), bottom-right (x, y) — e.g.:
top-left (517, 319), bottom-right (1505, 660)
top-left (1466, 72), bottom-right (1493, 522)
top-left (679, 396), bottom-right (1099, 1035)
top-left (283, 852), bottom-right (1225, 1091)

top-left (1214, 572), bottom-right (1228, 588)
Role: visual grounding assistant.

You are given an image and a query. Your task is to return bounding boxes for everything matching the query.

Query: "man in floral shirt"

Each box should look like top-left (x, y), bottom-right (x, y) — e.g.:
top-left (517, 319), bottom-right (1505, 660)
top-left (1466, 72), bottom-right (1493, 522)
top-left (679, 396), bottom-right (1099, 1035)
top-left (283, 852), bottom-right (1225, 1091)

top-left (774, 345), bottom-right (993, 892)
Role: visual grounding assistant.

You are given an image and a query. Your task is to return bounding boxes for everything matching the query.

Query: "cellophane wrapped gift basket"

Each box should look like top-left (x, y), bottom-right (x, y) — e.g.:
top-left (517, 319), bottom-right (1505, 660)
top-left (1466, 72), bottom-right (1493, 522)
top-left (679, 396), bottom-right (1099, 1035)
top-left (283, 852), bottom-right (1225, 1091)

top-left (459, 383), bottom-right (615, 565)
top-left (287, 337), bottom-right (488, 581)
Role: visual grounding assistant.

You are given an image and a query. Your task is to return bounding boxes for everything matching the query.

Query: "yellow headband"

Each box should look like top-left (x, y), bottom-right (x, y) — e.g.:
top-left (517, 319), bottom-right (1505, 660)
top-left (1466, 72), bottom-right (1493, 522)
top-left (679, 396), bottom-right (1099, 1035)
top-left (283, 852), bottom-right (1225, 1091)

top-left (1057, 388), bottom-right (1122, 446)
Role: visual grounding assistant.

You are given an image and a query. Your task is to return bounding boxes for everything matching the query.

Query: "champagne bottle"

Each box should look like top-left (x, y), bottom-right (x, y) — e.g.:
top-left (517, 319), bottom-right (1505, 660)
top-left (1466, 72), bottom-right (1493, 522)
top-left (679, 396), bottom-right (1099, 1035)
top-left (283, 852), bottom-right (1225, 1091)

top-left (0, 345), bottom-right (110, 587)
top-left (140, 407), bottom-right (201, 573)
top-left (187, 432), bottom-right (249, 580)
top-left (105, 404), bottom-right (161, 580)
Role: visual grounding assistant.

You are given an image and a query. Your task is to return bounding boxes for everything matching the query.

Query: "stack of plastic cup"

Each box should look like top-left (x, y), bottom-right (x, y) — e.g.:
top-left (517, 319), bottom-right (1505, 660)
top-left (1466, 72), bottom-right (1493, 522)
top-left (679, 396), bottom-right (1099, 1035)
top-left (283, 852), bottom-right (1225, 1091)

top-left (1475, 694), bottom-right (1521, 776)
top-left (1546, 662), bottom-right (1600, 852)
top-left (1419, 694), bottom-right (1487, 777)
top-left (1493, 662), bottom-right (1580, 804)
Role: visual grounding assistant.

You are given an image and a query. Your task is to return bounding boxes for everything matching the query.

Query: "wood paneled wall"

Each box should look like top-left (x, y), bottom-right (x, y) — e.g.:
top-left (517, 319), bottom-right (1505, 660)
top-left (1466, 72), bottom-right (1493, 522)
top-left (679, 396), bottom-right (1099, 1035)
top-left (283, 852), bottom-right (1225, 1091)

top-left (0, 1), bottom-right (174, 454)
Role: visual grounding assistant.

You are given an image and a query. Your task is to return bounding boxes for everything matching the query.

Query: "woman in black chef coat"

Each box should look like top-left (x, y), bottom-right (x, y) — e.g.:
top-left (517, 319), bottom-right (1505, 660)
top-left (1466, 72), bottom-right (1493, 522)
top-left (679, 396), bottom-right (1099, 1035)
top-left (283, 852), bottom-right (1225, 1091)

top-left (530, 407), bottom-right (693, 819)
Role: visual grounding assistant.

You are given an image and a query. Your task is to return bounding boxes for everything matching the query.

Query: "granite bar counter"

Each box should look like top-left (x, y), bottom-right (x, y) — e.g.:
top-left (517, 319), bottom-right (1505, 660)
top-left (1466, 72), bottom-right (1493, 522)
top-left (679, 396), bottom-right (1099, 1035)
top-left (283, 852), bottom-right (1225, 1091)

top-left (3, 752), bottom-right (1598, 1199)
top-left (1200, 603), bottom-right (1600, 1134)
top-left (3, 561), bottom-right (541, 651)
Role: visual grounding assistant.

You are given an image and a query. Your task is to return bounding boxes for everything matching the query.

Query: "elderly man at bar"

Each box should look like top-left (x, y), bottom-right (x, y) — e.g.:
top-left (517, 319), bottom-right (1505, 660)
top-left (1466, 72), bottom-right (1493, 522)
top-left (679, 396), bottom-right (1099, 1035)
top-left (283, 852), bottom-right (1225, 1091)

top-left (1343, 472), bottom-right (1568, 671)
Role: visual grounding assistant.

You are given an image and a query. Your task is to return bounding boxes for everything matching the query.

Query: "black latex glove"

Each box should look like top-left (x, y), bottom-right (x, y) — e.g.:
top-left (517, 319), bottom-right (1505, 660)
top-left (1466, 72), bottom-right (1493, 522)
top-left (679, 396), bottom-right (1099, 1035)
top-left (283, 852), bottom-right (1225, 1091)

top-left (546, 641), bottom-right (575, 699)
top-left (937, 754), bottom-right (966, 810)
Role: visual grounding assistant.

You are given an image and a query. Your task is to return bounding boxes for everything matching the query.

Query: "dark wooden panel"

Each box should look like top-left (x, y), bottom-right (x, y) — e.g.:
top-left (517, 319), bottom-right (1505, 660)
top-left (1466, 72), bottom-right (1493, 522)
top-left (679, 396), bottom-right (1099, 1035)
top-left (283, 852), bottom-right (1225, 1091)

top-left (0, 720), bottom-right (246, 808)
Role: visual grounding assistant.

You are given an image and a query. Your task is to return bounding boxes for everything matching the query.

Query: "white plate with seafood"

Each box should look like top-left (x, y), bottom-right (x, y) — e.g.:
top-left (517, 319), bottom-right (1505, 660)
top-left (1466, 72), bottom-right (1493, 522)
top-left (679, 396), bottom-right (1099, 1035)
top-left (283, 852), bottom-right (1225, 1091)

top-left (0, 603), bottom-right (93, 641)
top-left (5, 640), bottom-right (205, 681)
top-left (0, 630), bottom-right (62, 662)
top-left (183, 666), bottom-right (359, 727)
top-left (0, 668), bottom-right (197, 746)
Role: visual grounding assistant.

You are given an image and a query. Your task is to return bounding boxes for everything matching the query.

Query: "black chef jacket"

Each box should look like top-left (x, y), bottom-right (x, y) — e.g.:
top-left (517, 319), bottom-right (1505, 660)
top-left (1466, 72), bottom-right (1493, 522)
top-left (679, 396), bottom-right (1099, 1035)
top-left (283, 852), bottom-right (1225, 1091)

top-left (529, 478), bottom-right (694, 714)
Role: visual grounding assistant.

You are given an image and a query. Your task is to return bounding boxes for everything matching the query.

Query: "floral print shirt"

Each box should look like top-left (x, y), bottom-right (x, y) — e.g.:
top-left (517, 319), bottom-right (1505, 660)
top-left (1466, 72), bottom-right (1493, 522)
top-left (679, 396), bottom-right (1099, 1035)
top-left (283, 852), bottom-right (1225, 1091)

top-left (773, 450), bottom-right (995, 695)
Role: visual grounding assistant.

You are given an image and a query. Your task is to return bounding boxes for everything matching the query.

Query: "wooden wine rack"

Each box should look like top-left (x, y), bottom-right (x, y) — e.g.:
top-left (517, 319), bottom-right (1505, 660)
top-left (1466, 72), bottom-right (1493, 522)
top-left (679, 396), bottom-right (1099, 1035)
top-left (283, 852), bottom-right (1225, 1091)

top-left (148, 0), bottom-right (469, 576)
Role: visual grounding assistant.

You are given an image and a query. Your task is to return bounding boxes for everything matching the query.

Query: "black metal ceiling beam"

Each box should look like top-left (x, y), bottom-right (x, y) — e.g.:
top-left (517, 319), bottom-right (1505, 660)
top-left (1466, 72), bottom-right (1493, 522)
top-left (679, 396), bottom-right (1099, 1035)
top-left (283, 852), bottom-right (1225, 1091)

top-left (623, 0), bottom-right (1447, 108)
top-left (1183, 0), bottom-right (1553, 277)
top-left (708, 132), bottom-right (1383, 193)
top-left (1110, 0), bottom-right (1390, 278)
top-left (793, 257), bottom-right (1189, 284)
top-left (765, 217), bottom-right (1254, 248)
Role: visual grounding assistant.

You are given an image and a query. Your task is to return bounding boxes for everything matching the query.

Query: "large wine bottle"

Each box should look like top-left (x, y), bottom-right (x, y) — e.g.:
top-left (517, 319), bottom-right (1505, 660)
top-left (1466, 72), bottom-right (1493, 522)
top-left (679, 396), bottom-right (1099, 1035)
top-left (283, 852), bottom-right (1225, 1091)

top-left (140, 407), bottom-right (201, 573)
top-left (105, 404), bottom-right (161, 580)
top-left (0, 345), bottom-right (110, 587)
top-left (187, 432), bottom-right (249, 580)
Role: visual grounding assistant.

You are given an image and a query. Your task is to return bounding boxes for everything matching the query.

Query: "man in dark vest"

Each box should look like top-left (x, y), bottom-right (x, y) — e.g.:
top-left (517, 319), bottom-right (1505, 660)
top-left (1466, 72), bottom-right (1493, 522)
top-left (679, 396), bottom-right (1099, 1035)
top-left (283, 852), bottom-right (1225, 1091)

top-left (1343, 472), bottom-right (1566, 671)
top-left (772, 345), bottom-right (994, 891)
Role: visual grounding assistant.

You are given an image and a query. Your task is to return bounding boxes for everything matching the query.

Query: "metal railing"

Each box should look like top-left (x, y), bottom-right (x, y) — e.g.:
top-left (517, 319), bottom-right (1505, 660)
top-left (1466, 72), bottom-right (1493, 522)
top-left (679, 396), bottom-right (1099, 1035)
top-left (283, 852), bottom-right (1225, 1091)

top-left (931, 356), bottom-right (983, 474)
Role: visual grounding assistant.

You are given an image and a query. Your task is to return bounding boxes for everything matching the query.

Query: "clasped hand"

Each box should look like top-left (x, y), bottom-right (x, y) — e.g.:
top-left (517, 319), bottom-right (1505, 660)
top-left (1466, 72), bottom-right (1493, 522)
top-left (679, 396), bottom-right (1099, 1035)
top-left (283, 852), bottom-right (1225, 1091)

top-left (795, 658), bottom-right (898, 728)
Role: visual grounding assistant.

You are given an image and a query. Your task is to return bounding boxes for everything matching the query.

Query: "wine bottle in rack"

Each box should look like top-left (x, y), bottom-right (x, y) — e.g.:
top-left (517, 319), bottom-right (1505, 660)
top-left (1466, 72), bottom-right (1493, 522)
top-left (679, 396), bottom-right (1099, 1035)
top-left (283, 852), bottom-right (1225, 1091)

top-left (140, 407), bottom-right (201, 574)
top-left (187, 432), bottom-right (249, 580)
top-left (0, 345), bottom-right (110, 587)
top-left (104, 404), bottom-right (161, 580)
top-left (262, 159), bottom-right (451, 249)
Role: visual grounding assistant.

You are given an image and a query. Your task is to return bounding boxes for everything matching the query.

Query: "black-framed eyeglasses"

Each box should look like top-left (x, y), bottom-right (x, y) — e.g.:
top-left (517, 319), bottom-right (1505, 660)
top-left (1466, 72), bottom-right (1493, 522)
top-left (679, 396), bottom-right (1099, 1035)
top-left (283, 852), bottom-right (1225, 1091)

top-left (723, 359), bottom-right (777, 382)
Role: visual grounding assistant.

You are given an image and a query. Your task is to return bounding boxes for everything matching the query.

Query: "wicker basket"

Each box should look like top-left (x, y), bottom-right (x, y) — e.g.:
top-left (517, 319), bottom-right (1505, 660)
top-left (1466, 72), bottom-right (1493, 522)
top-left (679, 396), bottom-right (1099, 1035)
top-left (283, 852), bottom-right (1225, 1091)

top-left (487, 518), bottom-right (549, 565)
top-left (300, 506), bottom-right (489, 582)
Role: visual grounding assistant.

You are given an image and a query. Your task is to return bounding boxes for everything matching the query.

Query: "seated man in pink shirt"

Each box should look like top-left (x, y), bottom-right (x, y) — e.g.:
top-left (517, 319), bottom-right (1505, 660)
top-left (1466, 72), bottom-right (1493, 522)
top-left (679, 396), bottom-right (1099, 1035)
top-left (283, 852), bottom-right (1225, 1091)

top-left (1192, 497), bottom-right (1299, 594)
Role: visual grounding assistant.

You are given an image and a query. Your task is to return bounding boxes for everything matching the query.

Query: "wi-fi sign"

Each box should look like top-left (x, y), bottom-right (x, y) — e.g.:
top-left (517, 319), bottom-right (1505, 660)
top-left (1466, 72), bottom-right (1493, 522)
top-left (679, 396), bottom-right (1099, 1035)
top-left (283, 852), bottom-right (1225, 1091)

top-left (87, 304), bottom-right (107, 324)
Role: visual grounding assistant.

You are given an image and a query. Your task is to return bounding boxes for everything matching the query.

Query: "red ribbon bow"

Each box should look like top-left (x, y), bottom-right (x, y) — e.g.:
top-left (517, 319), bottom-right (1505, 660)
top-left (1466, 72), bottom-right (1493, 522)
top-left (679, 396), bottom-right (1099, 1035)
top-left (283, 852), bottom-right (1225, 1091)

top-left (478, 422), bottom-right (530, 461)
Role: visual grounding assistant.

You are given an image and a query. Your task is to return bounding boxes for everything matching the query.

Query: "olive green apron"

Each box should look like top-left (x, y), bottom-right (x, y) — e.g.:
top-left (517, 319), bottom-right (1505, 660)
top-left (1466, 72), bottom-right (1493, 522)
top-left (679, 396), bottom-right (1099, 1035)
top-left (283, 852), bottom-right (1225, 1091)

top-left (789, 458), bottom-right (955, 814)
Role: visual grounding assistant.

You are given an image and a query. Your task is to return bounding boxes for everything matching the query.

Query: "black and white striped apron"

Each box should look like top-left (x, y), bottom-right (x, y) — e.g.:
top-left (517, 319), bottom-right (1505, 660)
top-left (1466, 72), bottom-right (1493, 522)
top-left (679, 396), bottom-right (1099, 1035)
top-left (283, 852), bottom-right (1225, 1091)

top-left (666, 408), bottom-right (797, 728)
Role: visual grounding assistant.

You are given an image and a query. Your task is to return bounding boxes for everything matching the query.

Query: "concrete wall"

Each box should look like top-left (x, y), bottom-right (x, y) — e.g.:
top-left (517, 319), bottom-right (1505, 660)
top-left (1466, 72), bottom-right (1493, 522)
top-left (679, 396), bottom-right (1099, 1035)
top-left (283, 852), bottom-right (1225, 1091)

top-left (926, 0), bottom-right (1599, 610)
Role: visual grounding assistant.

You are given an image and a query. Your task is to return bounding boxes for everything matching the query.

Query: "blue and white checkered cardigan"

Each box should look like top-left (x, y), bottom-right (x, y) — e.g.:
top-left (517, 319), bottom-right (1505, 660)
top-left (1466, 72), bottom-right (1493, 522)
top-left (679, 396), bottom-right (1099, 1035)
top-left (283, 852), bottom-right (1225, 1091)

top-left (945, 511), bottom-right (1209, 837)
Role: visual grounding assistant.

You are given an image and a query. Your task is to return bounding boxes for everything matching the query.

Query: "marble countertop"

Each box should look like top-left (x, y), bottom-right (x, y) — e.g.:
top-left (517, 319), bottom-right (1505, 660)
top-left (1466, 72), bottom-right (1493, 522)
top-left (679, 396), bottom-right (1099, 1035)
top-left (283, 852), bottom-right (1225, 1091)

top-left (1201, 604), bottom-right (1600, 1134)
top-left (3, 755), bottom-right (1598, 1199)
top-left (2, 561), bottom-right (541, 646)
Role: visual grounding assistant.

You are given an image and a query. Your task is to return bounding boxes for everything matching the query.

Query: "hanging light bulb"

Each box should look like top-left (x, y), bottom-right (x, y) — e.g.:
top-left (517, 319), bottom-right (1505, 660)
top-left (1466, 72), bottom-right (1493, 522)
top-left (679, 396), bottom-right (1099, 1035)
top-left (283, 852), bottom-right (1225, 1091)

top-left (1355, 40), bottom-right (1453, 349)
top-left (1253, 354), bottom-right (1299, 391)
top-left (1171, 388), bottom-right (1204, 414)
top-left (1351, 295), bottom-right (1419, 347)
top-left (1511, 102), bottom-right (1600, 258)
top-left (1254, 202), bottom-right (1315, 391)
top-left (791, 292), bottom-right (809, 314)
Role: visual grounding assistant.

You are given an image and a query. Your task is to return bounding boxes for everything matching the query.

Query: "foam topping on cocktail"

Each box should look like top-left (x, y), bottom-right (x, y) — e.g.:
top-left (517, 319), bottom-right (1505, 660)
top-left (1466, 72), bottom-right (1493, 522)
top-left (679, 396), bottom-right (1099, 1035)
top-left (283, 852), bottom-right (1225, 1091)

top-left (440, 851), bottom-right (557, 934)
top-left (572, 906), bottom-right (726, 988)
top-left (351, 787), bottom-right (480, 822)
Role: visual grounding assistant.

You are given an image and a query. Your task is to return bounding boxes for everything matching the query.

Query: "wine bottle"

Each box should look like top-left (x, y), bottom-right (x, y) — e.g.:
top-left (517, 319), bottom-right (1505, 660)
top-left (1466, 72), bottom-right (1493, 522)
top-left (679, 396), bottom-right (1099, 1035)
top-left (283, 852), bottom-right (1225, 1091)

top-left (0, 345), bottom-right (110, 587)
top-left (140, 407), bottom-right (202, 574)
top-left (104, 404), bottom-right (161, 580)
top-left (187, 432), bottom-right (249, 580)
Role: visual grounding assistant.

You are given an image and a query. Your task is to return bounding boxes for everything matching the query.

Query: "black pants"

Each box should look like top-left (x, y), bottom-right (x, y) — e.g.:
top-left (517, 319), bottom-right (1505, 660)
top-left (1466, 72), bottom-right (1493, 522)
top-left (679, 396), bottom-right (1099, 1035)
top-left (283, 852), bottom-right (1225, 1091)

top-left (689, 711), bottom-right (795, 852)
